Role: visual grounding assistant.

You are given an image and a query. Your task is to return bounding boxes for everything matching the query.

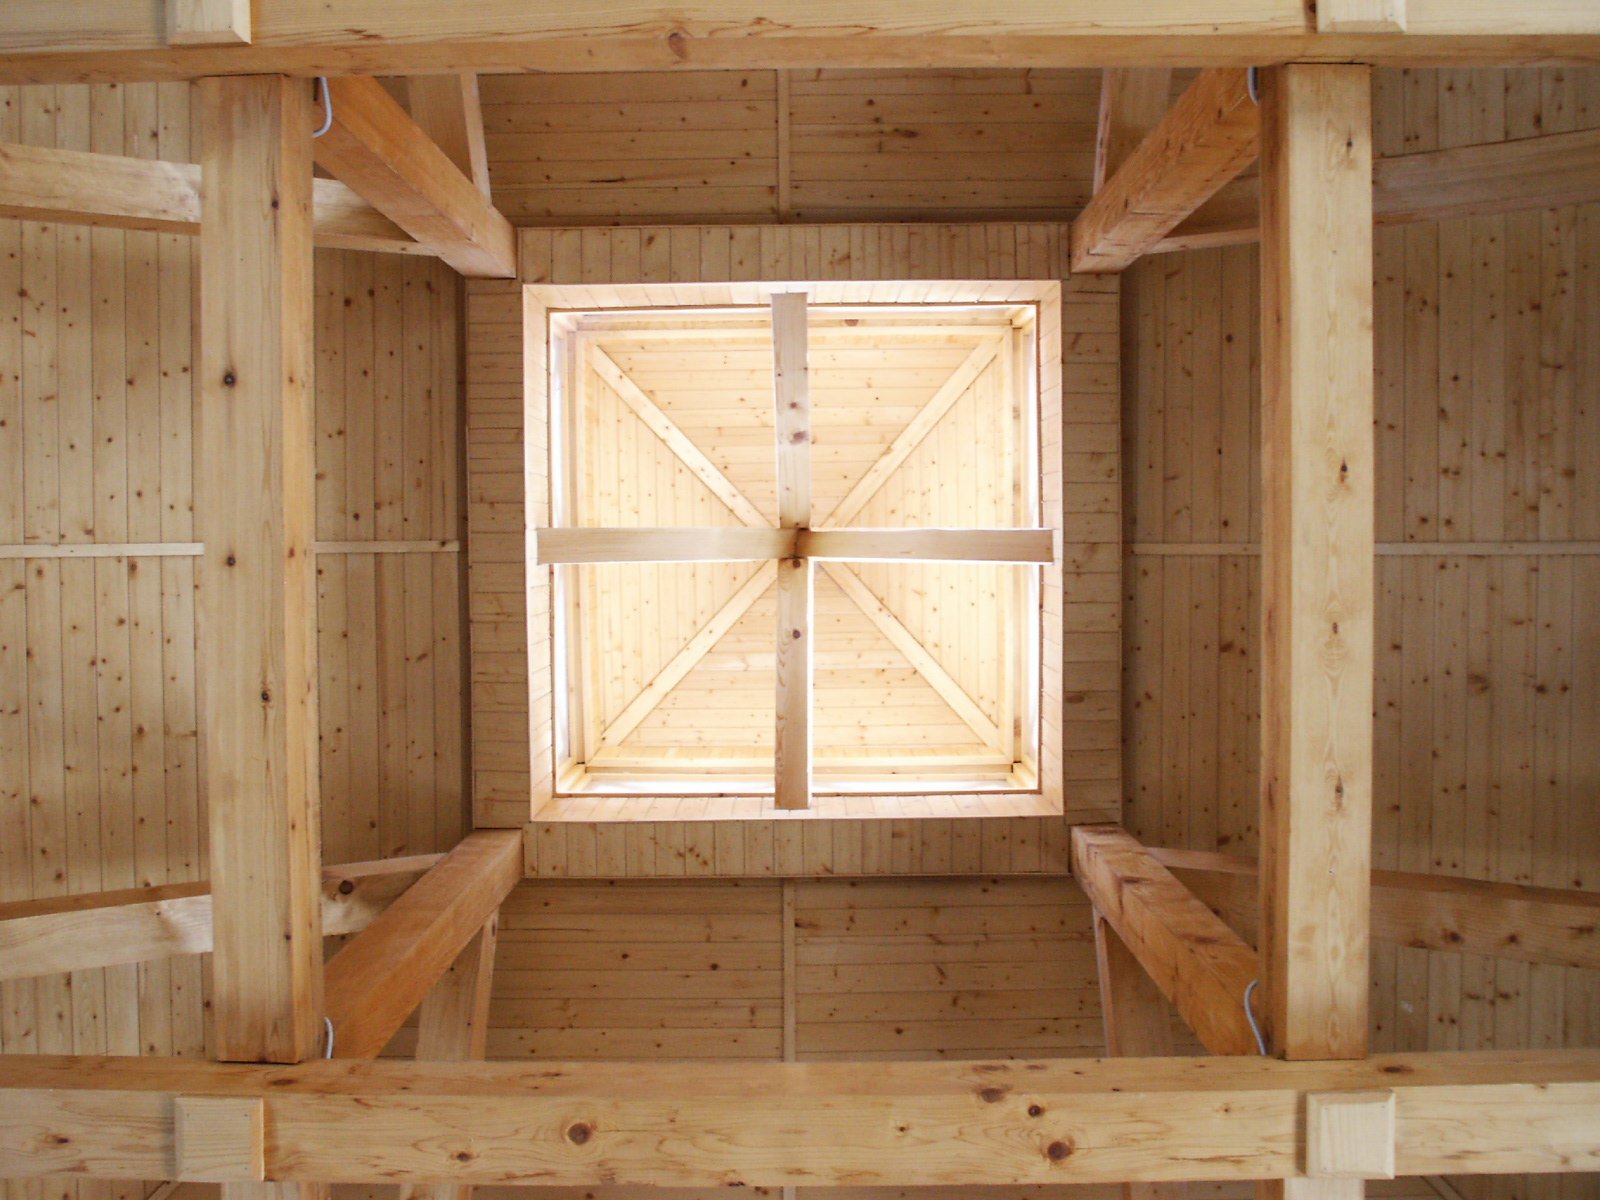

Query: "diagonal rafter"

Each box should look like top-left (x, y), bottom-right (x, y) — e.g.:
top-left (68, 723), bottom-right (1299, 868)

top-left (592, 561), bottom-right (778, 754)
top-left (821, 562), bottom-right (1001, 750)
top-left (589, 343), bottom-right (769, 529)
top-left (820, 337), bottom-right (1002, 529)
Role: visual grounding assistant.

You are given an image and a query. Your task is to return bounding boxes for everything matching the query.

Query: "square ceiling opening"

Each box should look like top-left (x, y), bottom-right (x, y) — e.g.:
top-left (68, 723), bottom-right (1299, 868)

top-left (534, 281), bottom-right (1060, 817)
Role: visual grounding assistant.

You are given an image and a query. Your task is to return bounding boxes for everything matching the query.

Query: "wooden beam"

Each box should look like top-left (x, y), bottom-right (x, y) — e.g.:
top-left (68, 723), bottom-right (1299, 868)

top-left (1317, 0), bottom-right (1406, 33)
top-left (405, 74), bottom-right (491, 200)
top-left (0, 855), bottom-right (442, 981)
top-left (397, 917), bottom-right (499, 1200)
top-left (1070, 68), bottom-right (1260, 274)
top-left (537, 527), bottom-right (1054, 565)
top-left (594, 561), bottom-right (778, 752)
top-left (6, 6), bottom-right (1600, 84)
top-left (589, 346), bottom-right (769, 528)
top-left (772, 292), bottom-right (811, 529)
top-left (821, 338), bottom-right (1002, 528)
top-left (1070, 825), bottom-right (1261, 1057)
top-left (1374, 124), bottom-right (1600, 222)
top-left (797, 528), bottom-right (1056, 564)
top-left (772, 291), bottom-right (812, 812)
top-left (411, 914), bottom-right (498, 1061)
top-left (0, 141), bottom-right (428, 255)
top-left (1150, 848), bottom-right (1600, 970)
top-left (312, 74), bottom-right (515, 277)
top-left (1156, 126), bottom-right (1600, 252)
top-left (773, 555), bottom-right (812, 812)
top-left (4, 1050), bottom-right (1600, 1186)
top-left (168, 0), bottom-right (250, 45)
top-left (197, 72), bottom-right (322, 1065)
top-left (1257, 62), bottom-right (1375, 1064)
top-left (323, 831), bottom-right (521, 1060)
top-left (1094, 68), bottom-right (1174, 193)
top-left (1091, 913), bottom-right (1188, 1200)
top-left (822, 563), bottom-right (1001, 748)
top-left (534, 527), bottom-right (797, 565)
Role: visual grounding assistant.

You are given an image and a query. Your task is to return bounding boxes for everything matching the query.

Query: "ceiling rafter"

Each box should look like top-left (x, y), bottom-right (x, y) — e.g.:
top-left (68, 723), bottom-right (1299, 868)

top-left (820, 337), bottom-right (1003, 529)
top-left (821, 562), bottom-right (1002, 750)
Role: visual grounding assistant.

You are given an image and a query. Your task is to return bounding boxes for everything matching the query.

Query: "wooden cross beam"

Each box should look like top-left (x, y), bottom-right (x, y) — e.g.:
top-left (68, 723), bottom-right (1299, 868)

top-left (535, 293), bottom-right (1056, 809)
top-left (4, 1050), bottom-right (1600, 1186)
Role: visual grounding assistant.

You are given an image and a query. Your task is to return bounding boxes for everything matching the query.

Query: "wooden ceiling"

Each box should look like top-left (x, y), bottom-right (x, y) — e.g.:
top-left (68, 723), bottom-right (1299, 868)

top-left (555, 303), bottom-right (1039, 791)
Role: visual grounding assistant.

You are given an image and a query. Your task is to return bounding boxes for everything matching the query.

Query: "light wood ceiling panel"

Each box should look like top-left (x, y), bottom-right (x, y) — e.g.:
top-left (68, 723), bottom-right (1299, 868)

top-left (563, 302), bottom-right (1033, 789)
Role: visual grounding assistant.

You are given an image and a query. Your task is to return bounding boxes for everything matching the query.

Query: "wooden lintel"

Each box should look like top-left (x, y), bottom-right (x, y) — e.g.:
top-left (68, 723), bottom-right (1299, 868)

top-left (3, 1050), bottom-right (1600, 1185)
top-left (313, 75), bottom-right (515, 277)
top-left (1070, 825), bottom-right (1261, 1057)
top-left (1071, 68), bottom-right (1260, 274)
top-left (324, 831), bottom-right (521, 1060)
top-left (0, 855), bottom-right (443, 982)
top-left (0, 141), bottom-right (427, 255)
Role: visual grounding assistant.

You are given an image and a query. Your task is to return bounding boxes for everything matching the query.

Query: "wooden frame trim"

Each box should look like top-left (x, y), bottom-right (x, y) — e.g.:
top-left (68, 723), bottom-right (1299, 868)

top-left (3, 1049), bottom-right (1599, 1185)
top-left (466, 227), bottom-right (1119, 848)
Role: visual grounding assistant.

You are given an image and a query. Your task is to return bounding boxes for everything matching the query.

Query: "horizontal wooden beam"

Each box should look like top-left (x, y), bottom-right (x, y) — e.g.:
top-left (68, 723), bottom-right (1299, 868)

top-left (1070, 825), bottom-right (1262, 1057)
top-left (0, 140), bottom-right (425, 255)
top-left (4, 5), bottom-right (1600, 83)
top-left (1156, 126), bottom-right (1600, 252)
top-left (2, 1050), bottom-right (1598, 1185)
top-left (323, 830), bottom-right (521, 1060)
top-left (534, 527), bottom-right (795, 565)
top-left (312, 75), bottom-right (515, 277)
top-left (1070, 68), bottom-right (1260, 274)
top-left (0, 855), bottom-right (442, 981)
top-left (796, 528), bottom-right (1056, 563)
top-left (535, 527), bottom-right (1056, 565)
top-left (1151, 847), bottom-right (1600, 971)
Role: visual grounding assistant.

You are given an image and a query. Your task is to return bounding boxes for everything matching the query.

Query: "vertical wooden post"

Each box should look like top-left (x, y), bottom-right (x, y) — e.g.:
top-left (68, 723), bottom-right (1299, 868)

top-left (772, 292), bottom-right (812, 810)
top-left (397, 913), bottom-right (500, 1200)
top-left (198, 74), bottom-right (324, 1064)
top-left (1257, 60), bottom-right (1375, 1200)
top-left (1092, 913), bottom-right (1189, 1200)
